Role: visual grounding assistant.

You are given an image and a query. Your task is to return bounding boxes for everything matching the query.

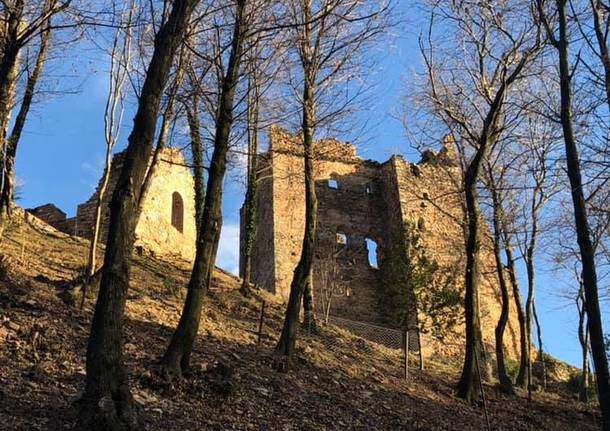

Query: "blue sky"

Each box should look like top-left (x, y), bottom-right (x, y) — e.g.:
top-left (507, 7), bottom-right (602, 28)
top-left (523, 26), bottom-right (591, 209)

top-left (14, 4), bottom-right (598, 368)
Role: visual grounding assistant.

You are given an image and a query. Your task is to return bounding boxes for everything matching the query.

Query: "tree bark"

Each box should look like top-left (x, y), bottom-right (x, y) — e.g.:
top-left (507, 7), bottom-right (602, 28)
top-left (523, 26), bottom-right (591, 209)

top-left (185, 100), bottom-right (205, 235)
top-left (456, 142), bottom-right (486, 404)
top-left (552, 0), bottom-right (610, 425)
top-left (0, 0), bottom-right (25, 237)
top-left (590, 0), bottom-right (610, 112)
top-left (240, 69), bottom-right (260, 295)
top-left (275, 1), bottom-right (317, 361)
top-left (578, 283), bottom-right (590, 402)
top-left (160, 0), bottom-right (246, 380)
top-left (457, 70), bottom-right (519, 404)
top-left (502, 229), bottom-right (528, 387)
top-left (524, 194), bottom-right (541, 398)
top-left (533, 302), bottom-right (546, 390)
top-left (488, 179), bottom-right (514, 394)
top-left (79, 1), bottom-right (198, 428)
top-left (302, 277), bottom-right (317, 332)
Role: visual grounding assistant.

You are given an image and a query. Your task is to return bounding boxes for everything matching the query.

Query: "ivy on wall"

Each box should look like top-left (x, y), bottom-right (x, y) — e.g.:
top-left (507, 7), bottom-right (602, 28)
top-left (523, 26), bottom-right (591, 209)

top-left (377, 221), bottom-right (462, 340)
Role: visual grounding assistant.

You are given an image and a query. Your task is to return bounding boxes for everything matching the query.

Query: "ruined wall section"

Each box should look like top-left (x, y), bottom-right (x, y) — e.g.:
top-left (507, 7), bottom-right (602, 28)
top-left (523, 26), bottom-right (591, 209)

top-left (240, 152), bottom-right (276, 293)
top-left (390, 146), bottom-right (520, 358)
top-left (75, 148), bottom-right (197, 261)
top-left (259, 127), bottom-right (390, 324)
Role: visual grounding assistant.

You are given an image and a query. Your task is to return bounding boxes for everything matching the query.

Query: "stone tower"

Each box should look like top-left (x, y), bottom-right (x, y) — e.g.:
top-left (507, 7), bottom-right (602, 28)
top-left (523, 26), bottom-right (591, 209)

top-left (241, 126), bottom-right (519, 357)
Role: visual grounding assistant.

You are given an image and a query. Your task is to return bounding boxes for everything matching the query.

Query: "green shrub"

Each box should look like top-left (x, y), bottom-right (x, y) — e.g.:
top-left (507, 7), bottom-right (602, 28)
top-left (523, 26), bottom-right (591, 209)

top-left (505, 356), bottom-right (520, 381)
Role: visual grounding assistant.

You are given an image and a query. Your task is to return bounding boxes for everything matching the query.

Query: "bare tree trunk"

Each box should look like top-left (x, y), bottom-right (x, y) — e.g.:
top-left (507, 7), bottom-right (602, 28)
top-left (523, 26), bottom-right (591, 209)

top-left (302, 277), bottom-right (316, 332)
top-left (240, 67), bottom-right (260, 296)
top-left (3, 10), bottom-right (51, 221)
top-left (578, 284), bottom-right (591, 402)
top-left (185, 98), bottom-right (205, 235)
top-left (83, 5), bottom-right (134, 308)
top-left (545, 0), bottom-right (610, 425)
top-left (524, 208), bottom-right (539, 399)
top-left (138, 44), bottom-right (188, 213)
top-left (275, 1), bottom-right (318, 361)
top-left (79, 1), bottom-right (198, 428)
top-left (487, 177), bottom-right (514, 394)
top-left (502, 230), bottom-right (528, 387)
top-left (160, 0), bottom-right (246, 380)
top-left (0, 0), bottom-right (25, 237)
top-left (590, 0), bottom-right (610, 111)
top-left (533, 302), bottom-right (546, 390)
top-left (456, 144), bottom-right (486, 404)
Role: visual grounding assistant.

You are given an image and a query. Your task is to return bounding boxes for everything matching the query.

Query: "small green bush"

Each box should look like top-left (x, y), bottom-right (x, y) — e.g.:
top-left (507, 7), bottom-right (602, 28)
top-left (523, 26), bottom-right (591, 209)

top-left (505, 356), bottom-right (520, 381)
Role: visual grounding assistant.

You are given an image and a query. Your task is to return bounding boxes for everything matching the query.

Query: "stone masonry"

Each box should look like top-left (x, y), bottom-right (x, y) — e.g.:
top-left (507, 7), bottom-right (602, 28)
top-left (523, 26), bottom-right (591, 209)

top-left (28, 148), bottom-right (197, 261)
top-left (241, 126), bottom-right (520, 358)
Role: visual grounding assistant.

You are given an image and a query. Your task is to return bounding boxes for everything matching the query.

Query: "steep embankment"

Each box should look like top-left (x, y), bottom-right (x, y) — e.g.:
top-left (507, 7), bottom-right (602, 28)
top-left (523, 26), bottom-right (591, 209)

top-left (0, 209), bottom-right (600, 430)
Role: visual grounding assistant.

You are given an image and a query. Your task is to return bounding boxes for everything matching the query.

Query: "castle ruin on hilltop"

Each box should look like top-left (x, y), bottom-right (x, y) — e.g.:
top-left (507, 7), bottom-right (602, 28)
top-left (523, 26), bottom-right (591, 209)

top-left (240, 126), bottom-right (519, 357)
top-left (28, 127), bottom-right (518, 358)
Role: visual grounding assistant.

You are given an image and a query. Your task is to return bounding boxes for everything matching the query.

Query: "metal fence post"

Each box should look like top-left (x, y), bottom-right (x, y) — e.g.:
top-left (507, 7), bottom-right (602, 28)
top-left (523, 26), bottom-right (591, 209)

top-left (257, 300), bottom-right (266, 345)
top-left (403, 330), bottom-right (409, 380)
top-left (418, 331), bottom-right (424, 370)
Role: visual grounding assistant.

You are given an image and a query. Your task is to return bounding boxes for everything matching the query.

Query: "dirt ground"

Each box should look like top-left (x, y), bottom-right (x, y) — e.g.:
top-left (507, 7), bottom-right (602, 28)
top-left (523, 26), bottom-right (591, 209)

top-left (0, 210), bottom-right (601, 430)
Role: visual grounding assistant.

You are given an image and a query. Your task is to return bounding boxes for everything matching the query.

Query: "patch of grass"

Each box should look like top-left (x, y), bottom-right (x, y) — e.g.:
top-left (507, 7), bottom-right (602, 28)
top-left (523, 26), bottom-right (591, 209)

top-left (505, 356), bottom-right (520, 381)
top-left (565, 371), bottom-right (597, 402)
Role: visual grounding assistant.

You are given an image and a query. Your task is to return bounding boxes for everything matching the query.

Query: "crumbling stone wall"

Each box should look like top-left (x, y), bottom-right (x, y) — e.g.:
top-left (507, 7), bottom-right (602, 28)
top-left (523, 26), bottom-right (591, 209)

top-left (243, 126), bottom-right (519, 358)
top-left (32, 148), bottom-right (197, 261)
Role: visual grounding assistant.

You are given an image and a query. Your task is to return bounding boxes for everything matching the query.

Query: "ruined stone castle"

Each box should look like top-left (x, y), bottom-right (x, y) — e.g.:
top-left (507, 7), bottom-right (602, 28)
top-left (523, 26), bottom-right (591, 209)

top-left (28, 148), bottom-right (197, 261)
top-left (240, 126), bottom-right (519, 356)
top-left (28, 127), bottom-right (518, 356)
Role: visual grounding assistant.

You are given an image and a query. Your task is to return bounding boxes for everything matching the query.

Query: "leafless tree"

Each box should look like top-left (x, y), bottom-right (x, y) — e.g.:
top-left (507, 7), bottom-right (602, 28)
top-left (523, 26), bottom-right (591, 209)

top-left (0, 0), bottom-right (72, 237)
top-left (275, 0), bottom-right (393, 363)
top-left (535, 0), bottom-right (610, 425)
top-left (80, 0), bottom-right (199, 428)
top-left (418, 0), bottom-right (542, 404)
top-left (81, 0), bottom-right (135, 308)
top-left (160, 0), bottom-right (250, 381)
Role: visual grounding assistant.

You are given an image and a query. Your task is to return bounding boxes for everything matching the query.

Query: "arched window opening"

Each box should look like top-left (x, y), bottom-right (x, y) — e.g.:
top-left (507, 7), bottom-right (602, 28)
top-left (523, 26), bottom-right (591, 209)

top-left (171, 192), bottom-right (184, 233)
top-left (365, 238), bottom-right (379, 269)
top-left (336, 232), bottom-right (347, 245)
top-left (328, 175), bottom-right (339, 189)
top-left (417, 217), bottom-right (426, 232)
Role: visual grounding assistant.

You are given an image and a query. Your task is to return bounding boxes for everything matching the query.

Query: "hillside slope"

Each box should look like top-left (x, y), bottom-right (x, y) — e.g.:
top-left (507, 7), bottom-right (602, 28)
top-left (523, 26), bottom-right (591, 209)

top-left (0, 210), bottom-right (600, 430)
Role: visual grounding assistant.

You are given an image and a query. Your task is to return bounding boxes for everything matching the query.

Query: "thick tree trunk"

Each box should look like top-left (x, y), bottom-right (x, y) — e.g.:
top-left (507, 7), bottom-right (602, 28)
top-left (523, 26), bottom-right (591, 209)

top-left (185, 101), bottom-right (205, 235)
top-left (2, 13), bottom-right (51, 227)
top-left (554, 1), bottom-right (610, 426)
top-left (302, 277), bottom-right (316, 332)
top-left (488, 184), bottom-right (514, 394)
top-left (160, 0), bottom-right (246, 380)
top-left (0, 0), bottom-right (24, 237)
top-left (456, 154), bottom-right (485, 404)
top-left (138, 45), bottom-right (187, 213)
top-left (79, 1), bottom-right (197, 429)
top-left (590, 0), bottom-right (610, 111)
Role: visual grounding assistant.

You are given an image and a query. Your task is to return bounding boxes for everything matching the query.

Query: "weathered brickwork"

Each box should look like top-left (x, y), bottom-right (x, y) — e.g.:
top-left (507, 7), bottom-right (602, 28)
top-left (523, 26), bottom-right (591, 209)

top-left (243, 126), bottom-right (519, 357)
top-left (29, 148), bottom-right (197, 261)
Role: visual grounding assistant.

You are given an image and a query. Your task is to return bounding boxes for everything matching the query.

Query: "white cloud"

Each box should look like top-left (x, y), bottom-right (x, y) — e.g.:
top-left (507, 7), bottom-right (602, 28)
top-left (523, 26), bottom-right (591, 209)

top-left (216, 223), bottom-right (240, 276)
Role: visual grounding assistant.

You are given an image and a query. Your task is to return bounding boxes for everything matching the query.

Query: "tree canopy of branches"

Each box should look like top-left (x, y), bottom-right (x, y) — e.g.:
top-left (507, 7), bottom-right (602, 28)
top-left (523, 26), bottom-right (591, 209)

top-left (417, 0), bottom-right (542, 404)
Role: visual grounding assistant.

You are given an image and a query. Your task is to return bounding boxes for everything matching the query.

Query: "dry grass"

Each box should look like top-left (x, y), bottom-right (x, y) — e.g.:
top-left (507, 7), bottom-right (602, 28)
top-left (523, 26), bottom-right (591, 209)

top-left (0, 210), bottom-right (600, 430)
